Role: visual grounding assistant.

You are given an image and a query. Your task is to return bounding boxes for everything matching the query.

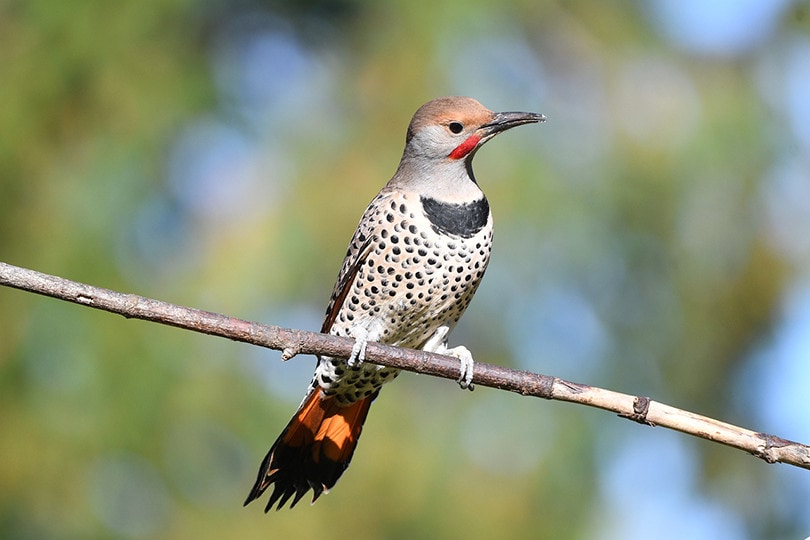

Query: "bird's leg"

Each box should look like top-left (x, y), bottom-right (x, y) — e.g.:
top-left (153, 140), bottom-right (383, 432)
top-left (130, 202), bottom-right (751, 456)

top-left (422, 326), bottom-right (475, 391)
top-left (346, 323), bottom-right (386, 368)
top-left (347, 326), bottom-right (369, 368)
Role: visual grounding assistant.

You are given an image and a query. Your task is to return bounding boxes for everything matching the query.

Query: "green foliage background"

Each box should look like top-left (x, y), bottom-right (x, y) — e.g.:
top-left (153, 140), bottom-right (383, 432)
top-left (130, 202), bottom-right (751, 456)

top-left (1, 1), bottom-right (809, 538)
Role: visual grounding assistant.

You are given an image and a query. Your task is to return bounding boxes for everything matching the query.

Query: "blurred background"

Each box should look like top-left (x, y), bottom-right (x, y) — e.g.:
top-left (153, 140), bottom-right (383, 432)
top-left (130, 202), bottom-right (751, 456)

top-left (1, 0), bottom-right (809, 538)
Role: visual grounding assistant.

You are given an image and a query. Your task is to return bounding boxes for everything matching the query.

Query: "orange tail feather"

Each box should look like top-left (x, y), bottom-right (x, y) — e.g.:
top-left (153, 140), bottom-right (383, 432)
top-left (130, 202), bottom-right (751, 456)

top-left (244, 389), bottom-right (376, 511)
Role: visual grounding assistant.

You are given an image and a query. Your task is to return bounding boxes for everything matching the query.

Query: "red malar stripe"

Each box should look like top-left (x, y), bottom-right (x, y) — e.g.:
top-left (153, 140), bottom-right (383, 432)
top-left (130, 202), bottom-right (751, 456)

top-left (449, 134), bottom-right (481, 160)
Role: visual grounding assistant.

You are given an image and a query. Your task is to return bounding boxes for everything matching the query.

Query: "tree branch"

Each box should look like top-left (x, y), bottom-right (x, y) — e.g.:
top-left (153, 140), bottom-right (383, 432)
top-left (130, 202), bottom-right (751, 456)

top-left (1, 260), bottom-right (808, 470)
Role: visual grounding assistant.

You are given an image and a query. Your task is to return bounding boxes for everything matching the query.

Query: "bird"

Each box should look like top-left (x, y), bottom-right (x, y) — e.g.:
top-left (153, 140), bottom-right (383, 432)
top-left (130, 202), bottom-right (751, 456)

top-left (244, 96), bottom-right (544, 511)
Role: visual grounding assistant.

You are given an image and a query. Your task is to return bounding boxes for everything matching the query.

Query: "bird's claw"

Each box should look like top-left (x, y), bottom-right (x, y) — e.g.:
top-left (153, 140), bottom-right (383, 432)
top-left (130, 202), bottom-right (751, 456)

top-left (422, 326), bottom-right (474, 391)
top-left (347, 328), bottom-right (369, 368)
top-left (447, 345), bottom-right (475, 391)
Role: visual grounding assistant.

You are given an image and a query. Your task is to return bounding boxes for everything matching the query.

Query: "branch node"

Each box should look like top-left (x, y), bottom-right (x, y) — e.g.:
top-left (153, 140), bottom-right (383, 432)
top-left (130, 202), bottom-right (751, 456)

top-left (537, 374), bottom-right (554, 399)
top-left (121, 295), bottom-right (140, 319)
top-left (755, 433), bottom-right (792, 464)
top-left (281, 347), bottom-right (299, 361)
top-left (619, 395), bottom-right (654, 426)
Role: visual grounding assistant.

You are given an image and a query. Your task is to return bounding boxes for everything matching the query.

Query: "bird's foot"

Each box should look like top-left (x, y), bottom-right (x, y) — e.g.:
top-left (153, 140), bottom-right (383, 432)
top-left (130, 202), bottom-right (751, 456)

top-left (445, 345), bottom-right (475, 391)
top-left (422, 326), bottom-right (475, 391)
top-left (347, 327), bottom-right (369, 368)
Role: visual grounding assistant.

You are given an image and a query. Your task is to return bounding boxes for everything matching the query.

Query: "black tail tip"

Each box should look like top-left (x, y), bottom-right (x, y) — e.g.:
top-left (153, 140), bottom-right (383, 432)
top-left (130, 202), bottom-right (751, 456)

top-left (244, 479), bottom-right (327, 512)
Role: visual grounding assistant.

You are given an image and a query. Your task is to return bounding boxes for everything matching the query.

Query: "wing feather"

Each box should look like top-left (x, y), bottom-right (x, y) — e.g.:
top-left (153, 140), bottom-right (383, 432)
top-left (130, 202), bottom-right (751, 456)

top-left (320, 192), bottom-right (390, 334)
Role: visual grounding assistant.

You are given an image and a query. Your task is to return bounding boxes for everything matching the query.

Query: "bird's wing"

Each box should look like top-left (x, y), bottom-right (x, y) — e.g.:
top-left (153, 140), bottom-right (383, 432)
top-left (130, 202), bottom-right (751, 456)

top-left (320, 194), bottom-right (387, 334)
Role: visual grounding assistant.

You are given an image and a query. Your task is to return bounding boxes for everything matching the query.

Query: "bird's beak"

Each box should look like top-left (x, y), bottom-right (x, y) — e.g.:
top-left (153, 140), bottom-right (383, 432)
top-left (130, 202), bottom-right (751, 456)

top-left (481, 111), bottom-right (546, 136)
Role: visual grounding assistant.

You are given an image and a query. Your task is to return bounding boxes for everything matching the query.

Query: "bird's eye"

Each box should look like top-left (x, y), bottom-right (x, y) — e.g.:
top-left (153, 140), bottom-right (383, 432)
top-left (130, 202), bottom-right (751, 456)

top-left (448, 121), bottom-right (464, 134)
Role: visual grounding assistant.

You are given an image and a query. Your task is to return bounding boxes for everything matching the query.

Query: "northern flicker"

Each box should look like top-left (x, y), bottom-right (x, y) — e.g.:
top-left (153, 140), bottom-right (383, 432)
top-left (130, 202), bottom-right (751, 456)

top-left (245, 96), bottom-right (544, 511)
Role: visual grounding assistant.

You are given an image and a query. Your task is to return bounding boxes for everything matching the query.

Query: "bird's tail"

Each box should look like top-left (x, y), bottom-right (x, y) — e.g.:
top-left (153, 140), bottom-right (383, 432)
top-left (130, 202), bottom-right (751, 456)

top-left (244, 389), bottom-right (376, 511)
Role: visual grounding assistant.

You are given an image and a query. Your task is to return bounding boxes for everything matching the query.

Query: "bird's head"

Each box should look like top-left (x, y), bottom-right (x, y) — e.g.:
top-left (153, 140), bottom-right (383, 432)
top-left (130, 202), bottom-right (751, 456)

top-left (403, 96), bottom-right (545, 162)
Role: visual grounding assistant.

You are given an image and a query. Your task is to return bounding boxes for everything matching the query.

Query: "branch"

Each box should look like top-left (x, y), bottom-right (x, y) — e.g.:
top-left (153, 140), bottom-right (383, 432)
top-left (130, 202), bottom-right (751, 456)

top-left (1, 260), bottom-right (808, 470)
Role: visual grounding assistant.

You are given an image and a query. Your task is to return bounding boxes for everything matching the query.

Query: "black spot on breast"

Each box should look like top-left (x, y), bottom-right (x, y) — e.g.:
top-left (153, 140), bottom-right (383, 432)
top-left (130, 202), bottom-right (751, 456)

top-left (420, 196), bottom-right (490, 239)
